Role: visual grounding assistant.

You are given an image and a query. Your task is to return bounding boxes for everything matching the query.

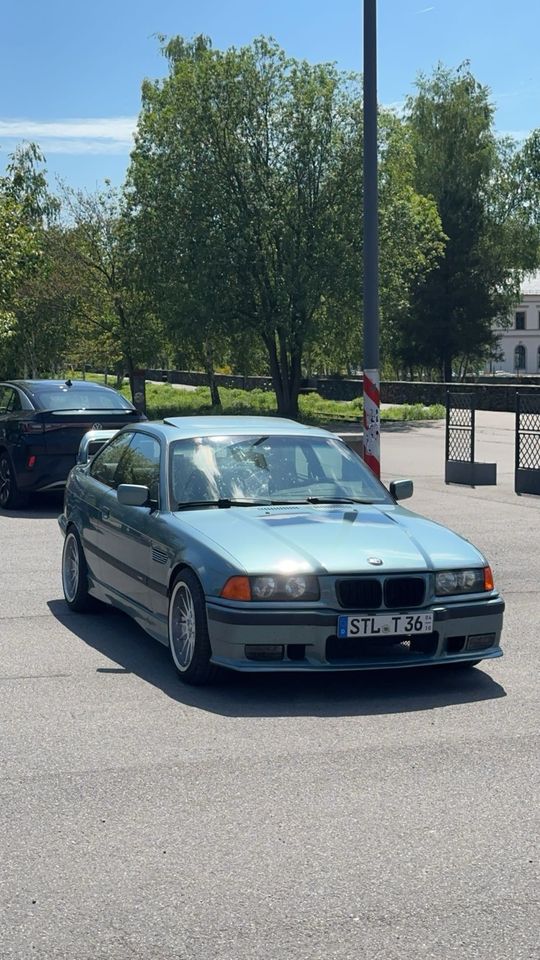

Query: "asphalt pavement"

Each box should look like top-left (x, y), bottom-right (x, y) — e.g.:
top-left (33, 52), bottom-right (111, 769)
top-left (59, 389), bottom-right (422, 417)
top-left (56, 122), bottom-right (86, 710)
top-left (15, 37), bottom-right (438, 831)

top-left (1, 412), bottom-right (538, 960)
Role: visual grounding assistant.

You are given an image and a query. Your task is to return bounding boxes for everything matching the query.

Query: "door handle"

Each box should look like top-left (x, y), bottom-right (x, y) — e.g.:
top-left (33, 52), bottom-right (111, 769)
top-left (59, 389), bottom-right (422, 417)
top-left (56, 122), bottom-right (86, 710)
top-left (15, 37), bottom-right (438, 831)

top-left (101, 508), bottom-right (110, 520)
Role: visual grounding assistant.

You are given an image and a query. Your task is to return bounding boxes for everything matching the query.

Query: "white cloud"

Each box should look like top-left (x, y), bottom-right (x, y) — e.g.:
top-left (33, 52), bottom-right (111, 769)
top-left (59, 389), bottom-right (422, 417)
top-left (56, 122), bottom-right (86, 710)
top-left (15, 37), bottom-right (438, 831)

top-left (0, 116), bottom-right (136, 155)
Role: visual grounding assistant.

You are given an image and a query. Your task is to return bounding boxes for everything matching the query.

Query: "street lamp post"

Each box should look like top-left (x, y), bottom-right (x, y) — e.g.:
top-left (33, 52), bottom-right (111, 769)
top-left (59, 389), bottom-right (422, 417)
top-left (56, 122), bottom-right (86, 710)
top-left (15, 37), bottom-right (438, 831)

top-left (362, 0), bottom-right (381, 477)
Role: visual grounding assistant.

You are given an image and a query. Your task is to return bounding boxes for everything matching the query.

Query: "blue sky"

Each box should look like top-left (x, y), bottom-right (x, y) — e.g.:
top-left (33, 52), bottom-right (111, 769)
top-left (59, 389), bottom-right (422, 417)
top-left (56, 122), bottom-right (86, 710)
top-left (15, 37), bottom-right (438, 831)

top-left (1, 0), bottom-right (538, 191)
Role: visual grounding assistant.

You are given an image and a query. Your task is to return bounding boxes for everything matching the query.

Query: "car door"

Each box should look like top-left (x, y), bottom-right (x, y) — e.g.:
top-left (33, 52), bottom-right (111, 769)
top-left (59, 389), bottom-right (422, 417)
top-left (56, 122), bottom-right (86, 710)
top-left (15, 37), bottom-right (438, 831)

top-left (96, 432), bottom-right (162, 609)
top-left (82, 431), bottom-right (135, 586)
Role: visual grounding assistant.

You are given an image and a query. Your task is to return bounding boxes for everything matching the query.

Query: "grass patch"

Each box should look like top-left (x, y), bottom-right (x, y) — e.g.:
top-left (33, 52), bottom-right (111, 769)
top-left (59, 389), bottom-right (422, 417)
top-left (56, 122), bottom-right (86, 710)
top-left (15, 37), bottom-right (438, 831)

top-left (136, 384), bottom-right (444, 425)
top-left (67, 372), bottom-right (444, 424)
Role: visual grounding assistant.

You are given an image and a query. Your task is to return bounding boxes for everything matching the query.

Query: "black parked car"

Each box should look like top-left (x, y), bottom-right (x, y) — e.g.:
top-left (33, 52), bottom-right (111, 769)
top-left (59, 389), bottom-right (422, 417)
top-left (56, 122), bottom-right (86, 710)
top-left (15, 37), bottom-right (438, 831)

top-left (0, 379), bottom-right (145, 509)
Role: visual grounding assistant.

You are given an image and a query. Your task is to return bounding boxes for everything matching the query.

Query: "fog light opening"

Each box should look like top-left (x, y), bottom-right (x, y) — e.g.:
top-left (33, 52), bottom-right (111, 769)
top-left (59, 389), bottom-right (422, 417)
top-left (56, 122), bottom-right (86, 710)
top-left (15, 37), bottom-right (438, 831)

top-left (467, 633), bottom-right (496, 652)
top-left (286, 644), bottom-right (306, 661)
top-left (447, 635), bottom-right (466, 654)
top-left (245, 644), bottom-right (284, 662)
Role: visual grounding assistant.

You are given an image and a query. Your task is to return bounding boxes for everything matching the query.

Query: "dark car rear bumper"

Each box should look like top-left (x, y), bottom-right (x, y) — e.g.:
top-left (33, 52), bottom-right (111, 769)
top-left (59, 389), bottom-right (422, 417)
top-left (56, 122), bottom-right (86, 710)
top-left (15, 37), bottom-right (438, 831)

top-left (14, 452), bottom-right (76, 492)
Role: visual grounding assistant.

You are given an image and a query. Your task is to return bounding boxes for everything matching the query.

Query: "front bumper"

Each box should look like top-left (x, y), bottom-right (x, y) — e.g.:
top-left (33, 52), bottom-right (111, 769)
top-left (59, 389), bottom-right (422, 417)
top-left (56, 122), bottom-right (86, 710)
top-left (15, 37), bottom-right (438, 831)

top-left (206, 597), bottom-right (504, 671)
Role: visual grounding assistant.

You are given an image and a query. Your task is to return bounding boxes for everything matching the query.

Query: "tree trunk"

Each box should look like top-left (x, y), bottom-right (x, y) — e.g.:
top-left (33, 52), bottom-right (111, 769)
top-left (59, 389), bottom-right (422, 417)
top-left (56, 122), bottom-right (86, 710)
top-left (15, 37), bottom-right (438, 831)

top-left (203, 341), bottom-right (221, 408)
top-left (263, 329), bottom-right (301, 420)
top-left (442, 356), bottom-right (453, 383)
top-left (263, 332), bottom-right (286, 413)
top-left (125, 355), bottom-right (136, 403)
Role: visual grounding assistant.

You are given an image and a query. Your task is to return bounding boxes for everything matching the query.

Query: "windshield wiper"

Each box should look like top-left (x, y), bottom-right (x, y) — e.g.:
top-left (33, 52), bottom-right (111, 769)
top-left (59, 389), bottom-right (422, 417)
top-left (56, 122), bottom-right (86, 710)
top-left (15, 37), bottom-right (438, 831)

top-left (306, 496), bottom-right (377, 505)
top-left (175, 498), bottom-right (272, 510)
top-left (306, 497), bottom-right (373, 503)
top-left (255, 497), bottom-right (377, 506)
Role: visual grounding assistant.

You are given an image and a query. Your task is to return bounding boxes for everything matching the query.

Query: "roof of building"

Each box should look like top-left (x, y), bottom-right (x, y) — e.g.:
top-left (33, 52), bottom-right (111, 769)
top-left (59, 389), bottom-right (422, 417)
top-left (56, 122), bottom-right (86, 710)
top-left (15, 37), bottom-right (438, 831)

top-left (521, 271), bottom-right (540, 296)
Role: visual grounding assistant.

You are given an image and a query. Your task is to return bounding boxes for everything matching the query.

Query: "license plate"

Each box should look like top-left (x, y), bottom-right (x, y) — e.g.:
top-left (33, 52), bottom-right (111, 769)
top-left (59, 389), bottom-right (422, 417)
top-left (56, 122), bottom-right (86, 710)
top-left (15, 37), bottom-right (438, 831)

top-left (337, 612), bottom-right (433, 639)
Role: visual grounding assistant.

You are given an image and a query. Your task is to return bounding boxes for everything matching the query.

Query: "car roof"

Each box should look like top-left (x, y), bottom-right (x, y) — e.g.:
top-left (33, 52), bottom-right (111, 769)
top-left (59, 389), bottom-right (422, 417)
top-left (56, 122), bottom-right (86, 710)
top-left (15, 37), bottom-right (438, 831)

top-left (156, 415), bottom-right (335, 440)
top-left (4, 379), bottom-right (119, 395)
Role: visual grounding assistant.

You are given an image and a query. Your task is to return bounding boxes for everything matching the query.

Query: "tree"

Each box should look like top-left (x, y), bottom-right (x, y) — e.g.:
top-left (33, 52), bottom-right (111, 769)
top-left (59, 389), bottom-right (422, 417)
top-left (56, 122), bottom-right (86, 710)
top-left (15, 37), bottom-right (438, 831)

top-left (128, 35), bottom-right (444, 415)
top-left (61, 183), bottom-right (164, 399)
top-left (402, 64), bottom-right (540, 381)
top-left (0, 144), bottom-right (60, 377)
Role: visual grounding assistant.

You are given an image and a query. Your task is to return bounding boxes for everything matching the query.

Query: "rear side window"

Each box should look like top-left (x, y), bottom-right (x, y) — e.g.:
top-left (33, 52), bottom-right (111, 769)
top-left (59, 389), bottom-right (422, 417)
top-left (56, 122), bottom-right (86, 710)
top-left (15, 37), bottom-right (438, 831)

top-left (89, 433), bottom-right (134, 487)
top-left (115, 434), bottom-right (161, 502)
top-left (0, 387), bottom-right (21, 414)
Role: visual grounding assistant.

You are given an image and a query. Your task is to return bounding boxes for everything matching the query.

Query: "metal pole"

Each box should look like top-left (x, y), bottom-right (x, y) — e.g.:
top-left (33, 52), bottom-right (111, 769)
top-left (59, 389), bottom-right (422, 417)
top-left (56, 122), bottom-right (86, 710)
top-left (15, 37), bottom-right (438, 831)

top-left (362, 0), bottom-right (380, 477)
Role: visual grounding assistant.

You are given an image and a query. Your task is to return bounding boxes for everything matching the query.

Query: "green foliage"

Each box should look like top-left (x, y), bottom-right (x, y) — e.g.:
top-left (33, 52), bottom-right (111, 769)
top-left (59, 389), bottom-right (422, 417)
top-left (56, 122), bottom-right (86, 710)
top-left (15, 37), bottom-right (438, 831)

top-left (0, 145), bottom-right (60, 377)
top-left (94, 378), bottom-right (442, 425)
top-left (61, 183), bottom-right (166, 397)
top-left (397, 64), bottom-right (540, 380)
top-left (128, 35), bottom-right (444, 414)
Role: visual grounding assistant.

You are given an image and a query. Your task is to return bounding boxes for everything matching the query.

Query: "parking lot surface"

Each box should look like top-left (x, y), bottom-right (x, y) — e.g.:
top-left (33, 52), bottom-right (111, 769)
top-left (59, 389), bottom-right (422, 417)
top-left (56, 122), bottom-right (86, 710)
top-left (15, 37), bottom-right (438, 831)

top-left (1, 413), bottom-right (538, 960)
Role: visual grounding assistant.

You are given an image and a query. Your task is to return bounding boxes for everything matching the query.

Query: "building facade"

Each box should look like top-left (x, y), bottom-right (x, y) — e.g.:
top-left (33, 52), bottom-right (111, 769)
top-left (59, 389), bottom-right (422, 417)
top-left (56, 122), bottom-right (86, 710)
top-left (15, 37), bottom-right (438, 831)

top-left (490, 272), bottom-right (540, 373)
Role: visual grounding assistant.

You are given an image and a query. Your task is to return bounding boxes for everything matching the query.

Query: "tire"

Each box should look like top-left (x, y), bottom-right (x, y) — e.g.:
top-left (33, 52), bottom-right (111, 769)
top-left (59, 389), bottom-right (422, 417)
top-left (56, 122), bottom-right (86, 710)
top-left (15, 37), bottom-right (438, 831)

top-left (0, 453), bottom-right (27, 510)
top-left (62, 528), bottom-right (94, 612)
top-left (168, 569), bottom-right (218, 685)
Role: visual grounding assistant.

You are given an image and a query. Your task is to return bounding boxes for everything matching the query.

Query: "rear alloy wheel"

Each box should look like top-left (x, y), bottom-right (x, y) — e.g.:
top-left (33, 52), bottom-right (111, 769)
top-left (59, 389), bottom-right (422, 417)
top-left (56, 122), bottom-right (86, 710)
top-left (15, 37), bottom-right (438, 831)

top-left (62, 529), bottom-right (93, 612)
top-left (168, 570), bottom-right (217, 685)
top-left (0, 454), bottom-right (26, 510)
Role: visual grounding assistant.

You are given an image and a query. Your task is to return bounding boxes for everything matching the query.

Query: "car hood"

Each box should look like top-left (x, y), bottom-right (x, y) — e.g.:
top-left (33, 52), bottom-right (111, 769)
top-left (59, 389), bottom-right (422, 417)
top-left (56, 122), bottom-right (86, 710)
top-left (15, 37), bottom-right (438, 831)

top-left (175, 503), bottom-right (485, 574)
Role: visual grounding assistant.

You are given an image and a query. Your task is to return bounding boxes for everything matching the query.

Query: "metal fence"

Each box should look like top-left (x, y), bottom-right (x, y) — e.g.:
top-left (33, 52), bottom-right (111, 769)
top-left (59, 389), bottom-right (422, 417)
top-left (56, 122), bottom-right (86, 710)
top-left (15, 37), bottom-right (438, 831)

top-left (445, 392), bottom-right (496, 486)
top-left (515, 392), bottom-right (540, 495)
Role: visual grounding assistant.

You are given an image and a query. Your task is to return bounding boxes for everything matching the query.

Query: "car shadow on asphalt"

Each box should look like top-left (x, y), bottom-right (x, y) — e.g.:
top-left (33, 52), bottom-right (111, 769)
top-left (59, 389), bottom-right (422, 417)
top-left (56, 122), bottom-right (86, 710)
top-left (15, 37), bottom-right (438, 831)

top-left (47, 599), bottom-right (506, 718)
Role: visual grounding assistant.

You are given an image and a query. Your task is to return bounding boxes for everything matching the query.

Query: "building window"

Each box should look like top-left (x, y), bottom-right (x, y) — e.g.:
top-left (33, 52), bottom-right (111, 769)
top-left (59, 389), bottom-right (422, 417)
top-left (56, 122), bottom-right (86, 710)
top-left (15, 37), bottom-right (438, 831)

top-left (515, 345), bottom-right (526, 371)
top-left (537, 346), bottom-right (540, 371)
top-left (515, 311), bottom-right (526, 330)
top-left (537, 309), bottom-right (540, 330)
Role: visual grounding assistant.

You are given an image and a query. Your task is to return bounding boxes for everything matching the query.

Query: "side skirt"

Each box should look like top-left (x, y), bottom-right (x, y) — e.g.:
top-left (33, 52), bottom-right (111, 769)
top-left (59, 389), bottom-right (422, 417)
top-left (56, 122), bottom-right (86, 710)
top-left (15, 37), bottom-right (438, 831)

top-left (88, 575), bottom-right (169, 646)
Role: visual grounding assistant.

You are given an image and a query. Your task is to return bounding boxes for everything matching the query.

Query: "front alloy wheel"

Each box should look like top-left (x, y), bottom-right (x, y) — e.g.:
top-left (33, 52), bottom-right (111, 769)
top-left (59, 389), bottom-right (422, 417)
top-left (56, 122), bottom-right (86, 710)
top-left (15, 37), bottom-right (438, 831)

top-left (168, 570), bottom-right (217, 685)
top-left (62, 529), bottom-right (93, 612)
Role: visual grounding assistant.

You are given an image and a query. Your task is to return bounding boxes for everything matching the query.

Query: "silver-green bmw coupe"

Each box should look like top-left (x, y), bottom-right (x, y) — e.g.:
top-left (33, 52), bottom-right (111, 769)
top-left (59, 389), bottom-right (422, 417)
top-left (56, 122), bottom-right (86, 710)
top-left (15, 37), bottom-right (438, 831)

top-left (59, 416), bottom-right (504, 684)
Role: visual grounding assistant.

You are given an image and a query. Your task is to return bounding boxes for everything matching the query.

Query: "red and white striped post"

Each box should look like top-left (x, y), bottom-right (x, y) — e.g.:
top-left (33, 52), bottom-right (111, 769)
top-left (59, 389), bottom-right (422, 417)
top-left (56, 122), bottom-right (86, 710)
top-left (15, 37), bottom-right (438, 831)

top-left (363, 368), bottom-right (380, 477)
top-left (362, 0), bottom-right (381, 478)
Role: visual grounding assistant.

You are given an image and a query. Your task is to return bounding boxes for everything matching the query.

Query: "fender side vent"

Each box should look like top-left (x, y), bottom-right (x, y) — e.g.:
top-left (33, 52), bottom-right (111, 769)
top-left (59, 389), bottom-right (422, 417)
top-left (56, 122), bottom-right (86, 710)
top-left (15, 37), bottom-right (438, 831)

top-left (152, 547), bottom-right (168, 564)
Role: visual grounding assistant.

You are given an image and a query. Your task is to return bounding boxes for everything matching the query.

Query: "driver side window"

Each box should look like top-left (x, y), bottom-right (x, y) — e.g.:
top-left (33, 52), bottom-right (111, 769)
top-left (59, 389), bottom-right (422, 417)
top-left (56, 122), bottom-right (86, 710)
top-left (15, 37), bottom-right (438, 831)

top-left (115, 434), bottom-right (161, 503)
top-left (89, 432), bottom-right (133, 488)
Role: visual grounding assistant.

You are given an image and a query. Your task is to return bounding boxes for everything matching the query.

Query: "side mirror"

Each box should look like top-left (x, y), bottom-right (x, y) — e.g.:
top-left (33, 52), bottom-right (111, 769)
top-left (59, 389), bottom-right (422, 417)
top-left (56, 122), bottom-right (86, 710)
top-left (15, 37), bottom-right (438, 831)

top-left (117, 483), bottom-right (149, 507)
top-left (389, 479), bottom-right (413, 501)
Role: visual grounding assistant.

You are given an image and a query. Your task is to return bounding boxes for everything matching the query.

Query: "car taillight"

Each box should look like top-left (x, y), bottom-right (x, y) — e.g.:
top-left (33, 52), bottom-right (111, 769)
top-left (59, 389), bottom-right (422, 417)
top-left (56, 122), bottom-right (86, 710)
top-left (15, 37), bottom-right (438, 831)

top-left (20, 421), bottom-right (44, 434)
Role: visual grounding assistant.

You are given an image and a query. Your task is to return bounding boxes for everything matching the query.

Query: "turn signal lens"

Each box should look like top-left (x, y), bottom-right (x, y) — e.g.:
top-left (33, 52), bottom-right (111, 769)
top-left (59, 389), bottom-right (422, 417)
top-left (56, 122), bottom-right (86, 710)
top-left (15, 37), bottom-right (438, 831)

top-left (483, 566), bottom-right (494, 591)
top-left (220, 576), bottom-right (252, 601)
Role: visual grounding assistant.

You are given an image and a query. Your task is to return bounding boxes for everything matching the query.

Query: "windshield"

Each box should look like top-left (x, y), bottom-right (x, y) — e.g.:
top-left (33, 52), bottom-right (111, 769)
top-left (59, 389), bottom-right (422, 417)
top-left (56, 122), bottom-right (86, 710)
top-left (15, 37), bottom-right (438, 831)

top-left (36, 388), bottom-right (133, 411)
top-left (169, 434), bottom-right (391, 507)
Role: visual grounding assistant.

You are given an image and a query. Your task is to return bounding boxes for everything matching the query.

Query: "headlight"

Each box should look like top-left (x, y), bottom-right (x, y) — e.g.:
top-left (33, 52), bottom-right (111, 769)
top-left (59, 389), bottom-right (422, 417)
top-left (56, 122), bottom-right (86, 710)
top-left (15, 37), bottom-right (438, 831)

top-left (435, 568), bottom-right (488, 596)
top-left (220, 574), bottom-right (320, 601)
top-left (251, 574), bottom-right (319, 601)
top-left (251, 576), bottom-right (278, 599)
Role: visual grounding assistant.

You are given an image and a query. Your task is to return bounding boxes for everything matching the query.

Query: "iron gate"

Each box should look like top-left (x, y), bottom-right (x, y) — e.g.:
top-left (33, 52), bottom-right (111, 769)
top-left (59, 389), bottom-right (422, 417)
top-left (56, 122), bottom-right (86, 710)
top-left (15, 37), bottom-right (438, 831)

top-left (515, 392), bottom-right (540, 495)
top-left (445, 392), bottom-right (497, 486)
